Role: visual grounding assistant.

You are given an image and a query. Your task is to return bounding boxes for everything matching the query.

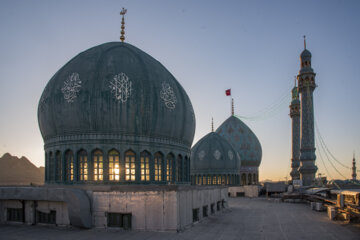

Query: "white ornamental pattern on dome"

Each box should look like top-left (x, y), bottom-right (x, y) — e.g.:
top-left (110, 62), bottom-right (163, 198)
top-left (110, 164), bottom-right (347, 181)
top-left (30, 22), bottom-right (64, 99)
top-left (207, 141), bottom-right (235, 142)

top-left (109, 73), bottom-right (132, 103)
top-left (61, 73), bottom-right (82, 103)
top-left (228, 151), bottom-right (234, 160)
top-left (198, 150), bottom-right (205, 161)
top-left (160, 82), bottom-right (177, 110)
top-left (214, 150), bottom-right (221, 160)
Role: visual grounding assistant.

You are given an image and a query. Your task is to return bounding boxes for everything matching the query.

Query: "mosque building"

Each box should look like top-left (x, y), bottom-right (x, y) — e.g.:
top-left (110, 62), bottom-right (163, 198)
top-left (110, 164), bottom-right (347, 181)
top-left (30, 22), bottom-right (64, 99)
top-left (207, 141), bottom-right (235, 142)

top-left (0, 9), bottom-right (227, 230)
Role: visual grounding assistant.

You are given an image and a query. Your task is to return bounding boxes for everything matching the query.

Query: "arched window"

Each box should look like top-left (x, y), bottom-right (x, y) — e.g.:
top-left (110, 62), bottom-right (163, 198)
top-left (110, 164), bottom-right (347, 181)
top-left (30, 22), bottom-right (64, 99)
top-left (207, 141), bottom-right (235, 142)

top-left (49, 152), bottom-right (54, 181)
top-left (140, 151), bottom-right (150, 182)
top-left (166, 153), bottom-right (174, 182)
top-left (241, 173), bottom-right (246, 186)
top-left (207, 175), bottom-right (211, 185)
top-left (93, 149), bottom-right (103, 181)
top-left (65, 150), bottom-right (74, 182)
top-left (45, 152), bottom-right (48, 181)
top-left (109, 149), bottom-right (120, 181)
top-left (221, 175), bottom-right (225, 185)
top-left (226, 175), bottom-right (230, 185)
top-left (217, 175), bottom-right (222, 185)
top-left (212, 175), bottom-right (217, 185)
top-left (55, 151), bottom-right (62, 182)
top-left (154, 152), bottom-right (163, 181)
top-left (78, 150), bottom-right (88, 181)
top-left (184, 156), bottom-right (189, 181)
top-left (177, 155), bottom-right (182, 182)
top-left (125, 150), bottom-right (135, 181)
top-left (203, 175), bottom-right (207, 185)
top-left (248, 174), bottom-right (252, 185)
top-left (253, 173), bottom-right (256, 184)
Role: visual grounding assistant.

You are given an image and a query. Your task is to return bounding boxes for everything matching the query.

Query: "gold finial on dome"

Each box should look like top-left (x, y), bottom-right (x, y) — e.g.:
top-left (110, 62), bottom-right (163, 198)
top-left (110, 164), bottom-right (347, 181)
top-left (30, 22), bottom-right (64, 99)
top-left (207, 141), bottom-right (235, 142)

top-left (303, 35), bottom-right (306, 49)
top-left (120, 8), bottom-right (127, 42)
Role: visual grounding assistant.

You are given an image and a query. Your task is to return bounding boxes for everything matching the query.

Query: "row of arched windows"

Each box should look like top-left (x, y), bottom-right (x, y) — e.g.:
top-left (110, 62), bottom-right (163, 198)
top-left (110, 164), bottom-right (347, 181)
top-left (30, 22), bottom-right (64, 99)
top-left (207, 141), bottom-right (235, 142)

top-left (190, 173), bottom-right (258, 186)
top-left (191, 174), bottom-right (240, 186)
top-left (240, 173), bottom-right (258, 185)
top-left (45, 149), bottom-right (190, 184)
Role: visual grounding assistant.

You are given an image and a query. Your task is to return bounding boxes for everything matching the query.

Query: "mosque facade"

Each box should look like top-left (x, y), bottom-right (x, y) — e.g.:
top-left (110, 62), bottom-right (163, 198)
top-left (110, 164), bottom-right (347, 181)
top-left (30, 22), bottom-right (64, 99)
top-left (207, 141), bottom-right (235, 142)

top-left (0, 12), bottom-right (228, 230)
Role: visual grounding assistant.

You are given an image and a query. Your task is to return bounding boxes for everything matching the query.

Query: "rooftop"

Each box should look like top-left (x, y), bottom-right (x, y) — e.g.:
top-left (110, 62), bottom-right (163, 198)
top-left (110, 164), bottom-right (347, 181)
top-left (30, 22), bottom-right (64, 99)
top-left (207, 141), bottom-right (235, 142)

top-left (1, 197), bottom-right (359, 239)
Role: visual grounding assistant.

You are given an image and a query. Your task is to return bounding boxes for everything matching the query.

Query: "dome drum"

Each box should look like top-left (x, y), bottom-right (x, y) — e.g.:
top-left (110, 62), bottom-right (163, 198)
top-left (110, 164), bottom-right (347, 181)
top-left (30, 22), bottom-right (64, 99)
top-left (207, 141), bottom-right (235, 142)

top-left (44, 142), bottom-right (191, 185)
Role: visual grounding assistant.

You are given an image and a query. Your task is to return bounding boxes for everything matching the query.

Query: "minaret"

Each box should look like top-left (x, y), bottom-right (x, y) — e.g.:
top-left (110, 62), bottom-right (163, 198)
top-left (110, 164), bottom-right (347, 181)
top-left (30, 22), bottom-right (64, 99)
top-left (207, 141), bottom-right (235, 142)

top-left (352, 153), bottom-right (357, 181)
top-left (290, 78), bottom-right (300, 180)
top-left (298, 36), bottom-right (317, 186)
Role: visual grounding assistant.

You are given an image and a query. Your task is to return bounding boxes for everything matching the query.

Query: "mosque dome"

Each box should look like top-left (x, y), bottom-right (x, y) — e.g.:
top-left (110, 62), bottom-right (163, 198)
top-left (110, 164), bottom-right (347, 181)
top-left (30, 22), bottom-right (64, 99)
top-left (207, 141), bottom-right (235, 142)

top-left (299, 48), bottom-right (313, 74)
top-left (300, 49), bottom-right (311, 59)
top-left (38, 42), bottom-right (195, 184)
top-left (216, 116), bottom-right (262, 167)
top-left (190, 132), bottom-right (241, 175)
top-left (38, 42), bottom-right (195, 147)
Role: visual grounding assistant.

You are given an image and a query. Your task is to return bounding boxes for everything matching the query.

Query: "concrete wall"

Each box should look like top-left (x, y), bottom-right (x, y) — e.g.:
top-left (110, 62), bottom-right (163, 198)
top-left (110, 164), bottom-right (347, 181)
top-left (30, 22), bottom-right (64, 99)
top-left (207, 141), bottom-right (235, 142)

top-left (0, 200), bottom-right (70, 226)
top-left (228, 185), bottom-right (260, 198)
top-left (0, 187), bottom-right (91, 228)
top-left (92, 186), bottom-right (228, 231)
top-left (92, 190), bottom-right (178, 231)
top-left (0, 186), bottom-right (227, 231)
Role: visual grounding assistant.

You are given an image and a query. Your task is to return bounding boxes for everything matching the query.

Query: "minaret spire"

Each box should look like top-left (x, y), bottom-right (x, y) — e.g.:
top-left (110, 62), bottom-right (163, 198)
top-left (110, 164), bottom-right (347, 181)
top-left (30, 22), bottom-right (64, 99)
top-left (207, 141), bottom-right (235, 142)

top-left (290, 76), bottom-right (301, 181)
top-left (352, 152), bottom-right (357, 181)
top-left (120, 8), bottom-right (127, 42)
top-left (231, 98), bottom-right (234, 116)
top-left (211, 117), bottom-right (214, 132)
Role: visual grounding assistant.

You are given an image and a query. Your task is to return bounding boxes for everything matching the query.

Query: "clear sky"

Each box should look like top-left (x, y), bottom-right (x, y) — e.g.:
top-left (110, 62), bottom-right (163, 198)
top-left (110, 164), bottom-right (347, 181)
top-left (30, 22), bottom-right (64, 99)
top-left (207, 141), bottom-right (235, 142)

top-left (0, 0), bottom-right (359, 181)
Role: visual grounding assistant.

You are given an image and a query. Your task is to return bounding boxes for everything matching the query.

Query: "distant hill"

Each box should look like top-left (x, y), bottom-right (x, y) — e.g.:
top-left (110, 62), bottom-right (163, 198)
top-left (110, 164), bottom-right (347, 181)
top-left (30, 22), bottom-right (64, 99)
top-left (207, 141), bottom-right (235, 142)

top-left (0, 153), bottom-right (44, 185)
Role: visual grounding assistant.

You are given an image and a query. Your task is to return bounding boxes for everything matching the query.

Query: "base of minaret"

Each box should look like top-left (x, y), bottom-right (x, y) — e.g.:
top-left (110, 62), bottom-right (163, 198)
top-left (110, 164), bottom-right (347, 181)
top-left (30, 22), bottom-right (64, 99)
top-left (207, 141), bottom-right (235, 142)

top-left (299, 159), bottom-right (317, 186)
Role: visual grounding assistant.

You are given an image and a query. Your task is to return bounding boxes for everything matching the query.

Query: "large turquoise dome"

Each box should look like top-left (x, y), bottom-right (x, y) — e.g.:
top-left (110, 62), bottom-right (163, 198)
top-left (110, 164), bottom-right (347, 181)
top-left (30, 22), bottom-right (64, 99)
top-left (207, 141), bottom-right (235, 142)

top-left (38, 42), bottom-right (195, 185)
top-left (216, 116), bottom-right (262, 167)
top-left (38, 42), bottom-right (195, 148)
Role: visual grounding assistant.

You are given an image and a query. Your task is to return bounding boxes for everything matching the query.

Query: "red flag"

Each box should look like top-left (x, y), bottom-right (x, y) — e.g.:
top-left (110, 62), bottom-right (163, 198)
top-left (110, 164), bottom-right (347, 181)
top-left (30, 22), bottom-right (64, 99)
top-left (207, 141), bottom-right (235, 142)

top-left (225, 89), bottom-right (231, 96)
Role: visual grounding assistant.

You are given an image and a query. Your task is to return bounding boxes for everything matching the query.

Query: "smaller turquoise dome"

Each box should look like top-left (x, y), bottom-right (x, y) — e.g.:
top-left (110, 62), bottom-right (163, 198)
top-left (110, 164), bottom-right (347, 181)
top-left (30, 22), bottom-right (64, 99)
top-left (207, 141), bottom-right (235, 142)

top-left (191, 132), bottom-right (241, 175)
top-left (216, 116), bottom-right (262, 167)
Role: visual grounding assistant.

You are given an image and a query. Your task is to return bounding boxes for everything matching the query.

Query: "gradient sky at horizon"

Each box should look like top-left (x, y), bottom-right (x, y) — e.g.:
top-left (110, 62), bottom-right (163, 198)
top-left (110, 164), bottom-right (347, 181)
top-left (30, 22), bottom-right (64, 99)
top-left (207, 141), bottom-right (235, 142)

top-left (0, 0), bottom-right (359, 181)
